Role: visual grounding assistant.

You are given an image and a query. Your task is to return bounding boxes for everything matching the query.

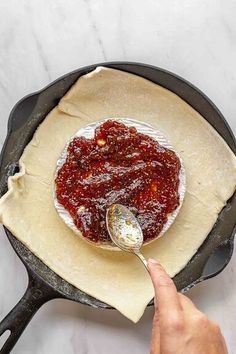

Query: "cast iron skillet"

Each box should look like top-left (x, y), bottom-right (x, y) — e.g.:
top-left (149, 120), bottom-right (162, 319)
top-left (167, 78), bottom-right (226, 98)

top-left (0, 62), bottom-right (235, 354)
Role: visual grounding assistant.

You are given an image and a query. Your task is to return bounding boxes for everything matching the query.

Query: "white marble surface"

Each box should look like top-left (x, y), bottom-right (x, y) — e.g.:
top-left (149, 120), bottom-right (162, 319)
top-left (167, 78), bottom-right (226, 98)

top-left (0, 0), bottom-right (236, 353)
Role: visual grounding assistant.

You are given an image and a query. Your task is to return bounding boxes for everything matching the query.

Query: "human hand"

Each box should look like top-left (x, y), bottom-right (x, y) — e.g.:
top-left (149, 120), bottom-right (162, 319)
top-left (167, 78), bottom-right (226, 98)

top-left (148, 259), bottom-right (228, 354)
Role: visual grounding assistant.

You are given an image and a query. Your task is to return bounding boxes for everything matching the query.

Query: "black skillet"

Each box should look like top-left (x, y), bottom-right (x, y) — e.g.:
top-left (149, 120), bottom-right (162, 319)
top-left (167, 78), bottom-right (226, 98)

top-left (0, 62), bottom-right (235, 354)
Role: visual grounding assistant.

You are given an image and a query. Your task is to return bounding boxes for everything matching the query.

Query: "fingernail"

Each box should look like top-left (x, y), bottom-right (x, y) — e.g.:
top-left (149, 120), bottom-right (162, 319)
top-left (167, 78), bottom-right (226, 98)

top-left (148, 258), bottom-right (159, 265)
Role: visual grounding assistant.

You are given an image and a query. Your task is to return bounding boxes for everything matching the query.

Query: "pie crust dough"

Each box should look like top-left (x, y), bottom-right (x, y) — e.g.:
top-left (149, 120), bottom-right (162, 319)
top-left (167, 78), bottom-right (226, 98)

top-left (0, 67), bottom-right (236, 322)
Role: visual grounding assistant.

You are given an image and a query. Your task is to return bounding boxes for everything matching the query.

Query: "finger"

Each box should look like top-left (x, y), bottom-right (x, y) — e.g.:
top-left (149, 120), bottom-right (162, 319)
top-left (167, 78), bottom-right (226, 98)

top-left (148, 259), bottom-right (182, 322)
top-left (178, 293), bottom-right (205, 319)
top-left (178, 293), bottom-right (198, 312)
top-left (150, 311), bottom-right (160, 354)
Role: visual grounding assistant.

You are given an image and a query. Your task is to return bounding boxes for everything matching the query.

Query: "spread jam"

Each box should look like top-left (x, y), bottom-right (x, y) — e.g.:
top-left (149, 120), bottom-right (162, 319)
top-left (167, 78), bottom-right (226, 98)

top-left (55, 120), bottom-right (180, 244)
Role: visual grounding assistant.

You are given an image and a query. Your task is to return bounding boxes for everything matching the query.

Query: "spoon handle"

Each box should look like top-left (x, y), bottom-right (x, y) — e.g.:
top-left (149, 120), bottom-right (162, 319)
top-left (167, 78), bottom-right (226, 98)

top-left (135, 251), bottom-right (148, 269)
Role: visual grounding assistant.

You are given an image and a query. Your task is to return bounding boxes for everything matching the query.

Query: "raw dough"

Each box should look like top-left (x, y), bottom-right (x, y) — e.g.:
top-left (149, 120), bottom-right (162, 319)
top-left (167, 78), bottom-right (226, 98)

top-left (0, 67), bottom-right (236, 322)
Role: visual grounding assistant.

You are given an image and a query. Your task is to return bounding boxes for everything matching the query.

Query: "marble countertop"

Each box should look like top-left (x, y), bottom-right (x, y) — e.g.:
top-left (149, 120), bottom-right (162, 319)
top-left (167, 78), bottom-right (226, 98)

top-left (0, 1), bottom-right (236, 353)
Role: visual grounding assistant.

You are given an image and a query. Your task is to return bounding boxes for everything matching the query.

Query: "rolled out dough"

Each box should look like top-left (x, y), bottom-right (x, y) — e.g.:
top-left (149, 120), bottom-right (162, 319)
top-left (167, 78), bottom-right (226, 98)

top-left (0, 67), bottom-right (236, 322)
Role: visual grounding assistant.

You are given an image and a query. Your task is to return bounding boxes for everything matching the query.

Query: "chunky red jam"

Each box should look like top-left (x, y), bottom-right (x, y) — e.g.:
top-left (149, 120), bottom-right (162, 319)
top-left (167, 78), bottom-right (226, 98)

top-left (55, 120), bottom-right (180, 244)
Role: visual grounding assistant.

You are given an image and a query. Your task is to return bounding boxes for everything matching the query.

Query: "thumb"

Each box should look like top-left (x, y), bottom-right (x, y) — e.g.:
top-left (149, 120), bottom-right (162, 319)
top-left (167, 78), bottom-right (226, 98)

top-left (148, 258), bottom-right (174, 294)
top-left (147, 258), bottom-right (181, 314)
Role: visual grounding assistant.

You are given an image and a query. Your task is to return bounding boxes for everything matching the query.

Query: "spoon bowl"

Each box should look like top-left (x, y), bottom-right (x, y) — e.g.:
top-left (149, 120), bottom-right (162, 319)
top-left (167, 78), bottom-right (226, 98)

top-left (106, 204), bottom-right (148, 268)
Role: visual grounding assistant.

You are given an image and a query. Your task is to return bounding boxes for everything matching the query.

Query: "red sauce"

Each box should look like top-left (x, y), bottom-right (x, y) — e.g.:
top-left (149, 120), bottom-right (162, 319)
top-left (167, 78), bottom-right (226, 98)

top-left (55, 120), bottom-right (180, 244)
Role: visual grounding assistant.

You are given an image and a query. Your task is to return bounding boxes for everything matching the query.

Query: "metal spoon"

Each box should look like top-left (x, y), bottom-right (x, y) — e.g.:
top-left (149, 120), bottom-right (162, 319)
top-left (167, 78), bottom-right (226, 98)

top-left (106, 204), bottom-right (148, 269)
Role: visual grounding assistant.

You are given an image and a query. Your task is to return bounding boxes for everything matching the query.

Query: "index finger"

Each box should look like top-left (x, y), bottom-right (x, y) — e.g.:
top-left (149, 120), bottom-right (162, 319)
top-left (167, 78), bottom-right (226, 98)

top-left (148, 259), bottom-right (182, 322)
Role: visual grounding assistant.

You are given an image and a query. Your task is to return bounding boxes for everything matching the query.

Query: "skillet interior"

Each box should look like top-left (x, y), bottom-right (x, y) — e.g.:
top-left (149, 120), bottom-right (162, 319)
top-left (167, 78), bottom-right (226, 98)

top-left (0, 62), bottom-right (235, 308)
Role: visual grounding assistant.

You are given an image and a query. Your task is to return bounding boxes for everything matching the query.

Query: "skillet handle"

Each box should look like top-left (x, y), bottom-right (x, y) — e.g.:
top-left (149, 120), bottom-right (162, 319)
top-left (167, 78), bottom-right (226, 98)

top-left (0, 271), bottom-right (59, 354)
